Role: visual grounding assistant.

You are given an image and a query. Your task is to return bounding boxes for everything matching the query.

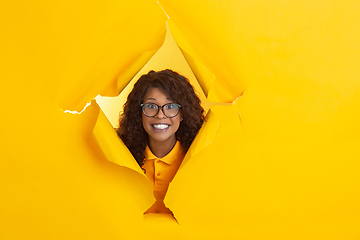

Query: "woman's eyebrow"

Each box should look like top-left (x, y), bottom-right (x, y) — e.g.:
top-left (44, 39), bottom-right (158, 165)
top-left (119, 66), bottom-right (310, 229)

top-left (144, 97), bottom-right (156, 101)
top-left (144, 97), bottom-right (172, 102)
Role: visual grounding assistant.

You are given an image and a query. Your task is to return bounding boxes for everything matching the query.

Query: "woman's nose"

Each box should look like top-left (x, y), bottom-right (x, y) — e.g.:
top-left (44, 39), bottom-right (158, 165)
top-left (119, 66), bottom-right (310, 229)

top-left (155, 107), bottom-right (167, 118)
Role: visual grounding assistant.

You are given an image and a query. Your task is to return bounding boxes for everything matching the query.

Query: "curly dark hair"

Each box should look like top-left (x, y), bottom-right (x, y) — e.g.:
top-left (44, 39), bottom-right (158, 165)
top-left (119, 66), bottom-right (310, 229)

top-left (117, 69), bottom-right (205, 167)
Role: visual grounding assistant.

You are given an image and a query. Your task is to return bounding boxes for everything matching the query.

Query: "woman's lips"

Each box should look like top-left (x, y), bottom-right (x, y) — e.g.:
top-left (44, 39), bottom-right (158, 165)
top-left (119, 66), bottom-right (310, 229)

top-left (151, 123), bottom-right (170, 131)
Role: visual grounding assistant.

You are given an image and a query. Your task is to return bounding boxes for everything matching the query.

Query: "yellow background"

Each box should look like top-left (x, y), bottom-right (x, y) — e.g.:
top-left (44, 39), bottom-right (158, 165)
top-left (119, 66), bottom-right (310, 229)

top-left (1, 0), bottom-right (360, 239)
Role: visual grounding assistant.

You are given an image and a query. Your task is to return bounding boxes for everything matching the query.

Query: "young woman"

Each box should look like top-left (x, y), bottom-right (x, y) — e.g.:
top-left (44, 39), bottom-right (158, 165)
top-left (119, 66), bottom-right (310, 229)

top-left (117, 69), bottom-right (205, 216)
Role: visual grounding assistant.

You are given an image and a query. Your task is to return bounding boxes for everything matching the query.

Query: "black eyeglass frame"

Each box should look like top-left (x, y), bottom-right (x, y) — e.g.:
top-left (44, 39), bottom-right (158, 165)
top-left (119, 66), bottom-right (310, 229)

top-left (140, 103), bottom-right (181, 118)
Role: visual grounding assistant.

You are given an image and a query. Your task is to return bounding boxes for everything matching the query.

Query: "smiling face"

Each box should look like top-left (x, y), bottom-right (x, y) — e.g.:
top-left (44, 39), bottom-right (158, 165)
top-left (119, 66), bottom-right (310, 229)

top-left (142, 87), bottom-right (181, 148)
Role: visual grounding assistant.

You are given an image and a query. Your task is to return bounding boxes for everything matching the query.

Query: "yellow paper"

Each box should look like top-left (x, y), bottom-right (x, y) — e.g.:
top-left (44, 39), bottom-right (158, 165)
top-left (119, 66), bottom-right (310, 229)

top-left (92, 101), bottom-right (145, 175)
top-left (2, 0), bottom-right (360, 239)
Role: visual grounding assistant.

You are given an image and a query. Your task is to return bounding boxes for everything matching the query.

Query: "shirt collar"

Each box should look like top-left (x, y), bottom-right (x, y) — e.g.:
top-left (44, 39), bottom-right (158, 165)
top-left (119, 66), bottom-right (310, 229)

top-left (144, 141), bottom-right (185, 165)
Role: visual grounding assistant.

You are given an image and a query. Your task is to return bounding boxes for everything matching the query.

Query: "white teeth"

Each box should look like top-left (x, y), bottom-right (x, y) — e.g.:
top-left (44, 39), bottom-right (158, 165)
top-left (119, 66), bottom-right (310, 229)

top-left (152, 124), bottom-right (169, 130)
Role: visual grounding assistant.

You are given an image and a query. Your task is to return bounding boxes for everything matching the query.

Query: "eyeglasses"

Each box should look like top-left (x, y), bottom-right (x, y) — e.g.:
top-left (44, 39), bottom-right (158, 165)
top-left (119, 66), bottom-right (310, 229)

top-left (140, 103), bottom-right (181, 118)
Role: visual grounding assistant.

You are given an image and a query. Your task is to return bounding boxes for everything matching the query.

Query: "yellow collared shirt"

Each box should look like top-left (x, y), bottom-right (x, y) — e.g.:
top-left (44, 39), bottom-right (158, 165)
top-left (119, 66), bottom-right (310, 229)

top-left (143, 141), bottom-right (185, 201)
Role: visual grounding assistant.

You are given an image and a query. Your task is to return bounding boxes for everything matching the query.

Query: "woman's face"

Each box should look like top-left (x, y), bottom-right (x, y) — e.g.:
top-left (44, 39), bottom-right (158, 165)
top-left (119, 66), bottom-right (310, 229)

top-left (142, 88), bottom-right (181, 146)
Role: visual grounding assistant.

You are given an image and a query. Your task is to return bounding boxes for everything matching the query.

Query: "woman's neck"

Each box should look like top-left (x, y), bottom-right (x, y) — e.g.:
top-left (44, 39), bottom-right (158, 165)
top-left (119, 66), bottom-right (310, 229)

top-left (149, 137), bottom-right (177, 158)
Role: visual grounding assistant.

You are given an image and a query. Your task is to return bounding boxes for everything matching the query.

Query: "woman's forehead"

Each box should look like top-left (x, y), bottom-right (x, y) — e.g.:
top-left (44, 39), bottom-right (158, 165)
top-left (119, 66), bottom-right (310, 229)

top-left (144, 87), bottom-right (171, 100)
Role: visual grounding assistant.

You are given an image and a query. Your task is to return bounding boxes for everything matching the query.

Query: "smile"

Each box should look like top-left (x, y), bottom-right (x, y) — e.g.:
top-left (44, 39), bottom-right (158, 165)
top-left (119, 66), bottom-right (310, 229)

top-left (152, 124), bottom-right (170, 130)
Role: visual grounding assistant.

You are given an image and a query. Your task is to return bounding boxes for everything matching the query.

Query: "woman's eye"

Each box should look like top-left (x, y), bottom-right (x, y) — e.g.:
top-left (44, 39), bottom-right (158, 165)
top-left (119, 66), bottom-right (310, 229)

top-left (146, 104), bottom-right (157, 109)
top-left (166, 104), bottom-right (176, 109)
